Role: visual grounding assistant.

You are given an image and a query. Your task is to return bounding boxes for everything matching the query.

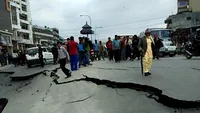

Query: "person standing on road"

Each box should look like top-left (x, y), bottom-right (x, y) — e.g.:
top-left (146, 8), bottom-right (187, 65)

top-left (132, 35), bottom-right (140, 60)
top-left (57, 42), bottom-right (71, 78)
top-left (98, 41), bottom-right (105, 60)
top-left (125, 36), bottom-right (132, 60)
top-left (153, 34), bottom-right (163, 60)
top-left (65, 38), bottom-right (70, 53)
top-left (93, 40), bottom-right (99, 60)
top-left (38, 44), bottom-right (44, 67)
top-left (84, 37), bottom-right (91, 65)
top-left (106, 37), bottom-right (113, 61)
top-left (52, 43), bottom-right (58, 64)
top-left (121, 36), bottom-right (126, 60)
top-left (78, 37), bottom-right (86, 67)
top-left (113, 35), bottom-right (121, 62)
top-left (138, 29), bottom-right (155, 76)
top-left (68, 36), bottom-right (78, 71)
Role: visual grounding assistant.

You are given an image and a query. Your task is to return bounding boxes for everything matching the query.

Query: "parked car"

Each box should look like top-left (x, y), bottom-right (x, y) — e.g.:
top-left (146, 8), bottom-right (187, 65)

top-left (159, 41), bottom-right (177, 57)
top-left (26, 47), bottom-right (53, 68)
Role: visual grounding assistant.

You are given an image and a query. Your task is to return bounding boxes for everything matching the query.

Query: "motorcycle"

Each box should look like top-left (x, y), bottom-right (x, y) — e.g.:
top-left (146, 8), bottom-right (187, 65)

top-left (90, 49), bottom-right (95, 62)
top-left (184, 41), bottom-right (200, 59)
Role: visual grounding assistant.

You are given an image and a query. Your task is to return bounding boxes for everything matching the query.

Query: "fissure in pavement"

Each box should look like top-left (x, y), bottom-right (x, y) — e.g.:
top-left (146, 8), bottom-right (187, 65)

top-left (49, 69), bottom-right (200, 109)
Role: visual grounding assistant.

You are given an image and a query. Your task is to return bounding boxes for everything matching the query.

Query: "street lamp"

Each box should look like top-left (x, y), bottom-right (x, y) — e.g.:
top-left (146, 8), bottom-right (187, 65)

top-left (95, 27), bottom-right (103, 40)
top-left (80, 15), bottom-right (92, 27)
top-left (80, 15), bottom-right (93, 41)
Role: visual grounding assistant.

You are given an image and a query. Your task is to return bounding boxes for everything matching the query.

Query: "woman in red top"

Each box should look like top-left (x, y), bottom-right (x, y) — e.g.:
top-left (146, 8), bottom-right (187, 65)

top-left (68, 36), bottom-right (78, 71)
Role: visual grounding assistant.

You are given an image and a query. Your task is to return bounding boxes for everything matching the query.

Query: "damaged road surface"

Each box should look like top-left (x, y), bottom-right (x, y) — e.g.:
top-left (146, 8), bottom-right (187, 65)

top-left (1, 57), bottom-right (200, 113)
top-left (51, 74), bottom-right (200, 109)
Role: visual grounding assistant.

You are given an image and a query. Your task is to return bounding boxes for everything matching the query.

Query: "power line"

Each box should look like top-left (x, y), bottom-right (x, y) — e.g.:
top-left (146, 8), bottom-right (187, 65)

top-left (60, 22), bottom-right (165, 37)
top-left (100, 16), bottom-right (166, 28)
top-left (58, 16), bottom-right (166, 31)
top-left (95, 22), bottom-right (164, 32)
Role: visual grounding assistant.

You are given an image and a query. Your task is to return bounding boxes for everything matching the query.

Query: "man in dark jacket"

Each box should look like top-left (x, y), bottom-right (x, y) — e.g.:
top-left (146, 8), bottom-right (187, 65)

top-left (38, 44), bottom-right (44, 67)
top-left (153, 35), bottom-right (163, 59)
top-left (132, 35), bottom-right (140, 60)
top-left (138, 29), bottom-right (155, 76)
top-left (52, 43), bottom-right (58, 64)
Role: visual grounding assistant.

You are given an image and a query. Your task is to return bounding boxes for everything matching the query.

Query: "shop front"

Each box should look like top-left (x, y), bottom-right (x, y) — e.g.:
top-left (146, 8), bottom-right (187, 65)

top-left (0, 30), bottom-right (13, 54)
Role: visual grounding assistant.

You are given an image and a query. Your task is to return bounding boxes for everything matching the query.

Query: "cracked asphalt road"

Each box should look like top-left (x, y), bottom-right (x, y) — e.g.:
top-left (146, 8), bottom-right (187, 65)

top-left (1, 56), bottom-right (200, 113)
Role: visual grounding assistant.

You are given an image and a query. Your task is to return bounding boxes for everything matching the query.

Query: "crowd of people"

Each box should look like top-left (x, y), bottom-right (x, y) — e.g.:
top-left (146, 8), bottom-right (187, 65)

top-left (105, 34), bottom-right (163, 63)
top-left (1, 30), bottom-right (164, 78)
top-left (51, 31), bottom-right (163, 77)
top-left (51, 36), bottom-right (107, 78)
top-left (0, 47), bottom-right (26, 67)
top-left (104, 29), bottom-right (164, 76)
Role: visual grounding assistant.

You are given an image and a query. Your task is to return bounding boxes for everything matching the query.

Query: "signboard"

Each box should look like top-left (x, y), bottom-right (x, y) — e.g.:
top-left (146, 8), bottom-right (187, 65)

top-left (180, 1), bottom-right (186, 6)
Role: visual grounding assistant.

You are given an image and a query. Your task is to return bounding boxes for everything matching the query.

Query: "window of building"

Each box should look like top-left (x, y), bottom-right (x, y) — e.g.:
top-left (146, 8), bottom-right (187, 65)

top-left (23, 33), bottom-right (29, 40)
top-left (20, 14), bottom-right (28, 21)
top-left (187, 17), bottom-right (191, 20)
top-left (22, 4), bottom-right (27, 12)
top-left (21, 0), bottom-right (26, 2)
top-left (11, 6), bottom-right (17, 25)
top-left (17, 32), bottom-right (21, 37)
top-left (20, 23), bottom-right (29, 30)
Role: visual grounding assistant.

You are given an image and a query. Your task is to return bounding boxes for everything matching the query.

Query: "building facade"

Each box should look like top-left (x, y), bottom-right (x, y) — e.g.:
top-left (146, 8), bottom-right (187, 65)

top-left (177, 0), bottom-right (200, 13)
top-left (0, 0), bottom-right (13, 54)
top-left (165, 0), bottom-right (200, 30)
top-left (10, 0), bottom-right (33, 52)
top-left (165, 12), bottom-right (200, 29)
top-left (32, 26), bottom-right (59, 46)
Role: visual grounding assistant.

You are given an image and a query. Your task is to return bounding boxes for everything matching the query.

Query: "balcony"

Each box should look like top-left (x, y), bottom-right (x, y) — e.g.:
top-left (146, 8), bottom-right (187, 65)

top-left (12, 24), bottom-right (21, 30)
top-left (20, 10), bottom-right (28, 15)
top-left (18, 29), bottom-right (30, 34)
top-left (178, 8), bottom-right (191, 13)
top-left (18, 39), bottom-right (33, 44)
top-left (20, 19), bottom-right (29, 24)
top-left (21, 0), bottom-right (27, 5)
top-left (10, 1), bottom-right (20, 8)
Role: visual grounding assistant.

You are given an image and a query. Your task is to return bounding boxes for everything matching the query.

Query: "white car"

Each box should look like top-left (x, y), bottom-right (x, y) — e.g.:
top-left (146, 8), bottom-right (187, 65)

top-left (159, 41), bottom-right (177, 57)
top-left (26, 47), bottom-right (53, 68)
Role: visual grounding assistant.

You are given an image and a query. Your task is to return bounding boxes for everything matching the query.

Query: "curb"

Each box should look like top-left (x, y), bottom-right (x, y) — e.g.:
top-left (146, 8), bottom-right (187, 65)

top-left (0, 71), bottom-right (15, 74)
top-left (10, 71), bottom-right (46, 81)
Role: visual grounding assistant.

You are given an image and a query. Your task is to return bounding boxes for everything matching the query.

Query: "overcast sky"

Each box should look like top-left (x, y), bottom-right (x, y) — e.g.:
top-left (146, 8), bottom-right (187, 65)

top-left (30, 0), bottom-right (177, 41)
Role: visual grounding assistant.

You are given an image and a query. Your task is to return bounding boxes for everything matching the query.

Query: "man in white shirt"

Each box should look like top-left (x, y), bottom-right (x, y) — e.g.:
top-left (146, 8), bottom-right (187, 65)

top-left (57, 42), bottom-right (71, 78)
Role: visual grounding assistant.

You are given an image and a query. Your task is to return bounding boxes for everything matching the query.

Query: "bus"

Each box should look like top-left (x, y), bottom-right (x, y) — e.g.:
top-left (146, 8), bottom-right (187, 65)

top-left (139, 28), bottom-right (172, 42)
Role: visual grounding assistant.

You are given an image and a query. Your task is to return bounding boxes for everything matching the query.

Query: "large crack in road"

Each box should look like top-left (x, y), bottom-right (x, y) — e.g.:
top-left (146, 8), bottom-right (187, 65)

top-left (49, 69), bottom-right (200, 109)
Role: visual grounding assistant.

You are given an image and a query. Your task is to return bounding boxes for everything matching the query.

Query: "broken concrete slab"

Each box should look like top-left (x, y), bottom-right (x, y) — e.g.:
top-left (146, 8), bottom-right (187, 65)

top-left (0, 65), bottom-right (25, 74)
top-left (10, 64), bottom-right (60, 80)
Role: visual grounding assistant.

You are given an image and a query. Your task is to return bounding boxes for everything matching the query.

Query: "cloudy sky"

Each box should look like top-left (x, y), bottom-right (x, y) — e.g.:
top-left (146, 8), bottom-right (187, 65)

top-left (30, 0), bottom-right (177, 41)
